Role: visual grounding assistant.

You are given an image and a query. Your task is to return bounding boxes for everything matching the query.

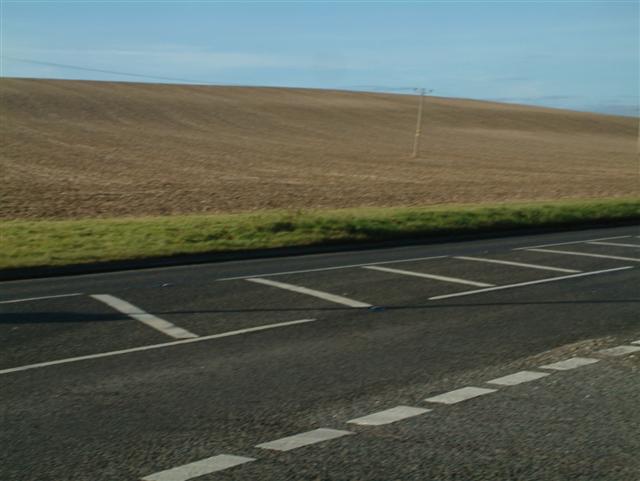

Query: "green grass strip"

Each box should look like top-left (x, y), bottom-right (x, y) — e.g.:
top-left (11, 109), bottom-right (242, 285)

top-left (1, 199), bottom-right (638, 270)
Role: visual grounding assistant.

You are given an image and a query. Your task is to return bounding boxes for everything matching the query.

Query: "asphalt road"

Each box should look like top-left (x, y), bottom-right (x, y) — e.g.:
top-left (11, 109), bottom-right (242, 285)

top-left (1, 225), bottom-right (639, 481)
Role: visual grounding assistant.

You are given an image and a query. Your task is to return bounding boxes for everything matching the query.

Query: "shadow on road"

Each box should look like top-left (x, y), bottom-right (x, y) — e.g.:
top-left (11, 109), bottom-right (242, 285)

top-left (0, 311), bottom-right (126, 324)
top-left (151, 298), bottom-right (640, 315)
top-left (2, 299), bottom-right (637, 324)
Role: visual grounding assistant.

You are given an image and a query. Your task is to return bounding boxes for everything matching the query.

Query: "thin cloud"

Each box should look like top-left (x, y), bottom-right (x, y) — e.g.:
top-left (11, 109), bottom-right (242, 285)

top-left (493, 95), bottom-right (582, 102)
top-left (490, 76), bottom-right (531, 83)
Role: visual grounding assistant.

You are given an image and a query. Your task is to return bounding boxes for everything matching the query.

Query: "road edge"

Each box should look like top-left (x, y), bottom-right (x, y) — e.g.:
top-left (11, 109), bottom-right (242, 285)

top-left (1, 219), bottom-right (637, 282)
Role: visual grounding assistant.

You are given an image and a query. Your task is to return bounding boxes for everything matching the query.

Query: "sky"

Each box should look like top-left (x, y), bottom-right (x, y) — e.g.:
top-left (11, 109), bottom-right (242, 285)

top-left (1, 1), bottom-right (638, 116)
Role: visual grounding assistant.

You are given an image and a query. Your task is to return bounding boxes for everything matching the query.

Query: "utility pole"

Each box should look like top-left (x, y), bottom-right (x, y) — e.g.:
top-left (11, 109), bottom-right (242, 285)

top-left (411, 88), bottom-right (432, 158)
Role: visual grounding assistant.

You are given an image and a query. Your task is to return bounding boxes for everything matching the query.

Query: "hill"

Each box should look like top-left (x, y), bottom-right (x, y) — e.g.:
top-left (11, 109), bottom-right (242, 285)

top-left (0, 78), bottom-right (637, 220)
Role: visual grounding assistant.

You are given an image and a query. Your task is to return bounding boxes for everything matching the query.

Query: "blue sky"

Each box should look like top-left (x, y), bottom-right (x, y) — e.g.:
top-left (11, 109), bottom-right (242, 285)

top-left (1, 1), bottom-right (638, 116)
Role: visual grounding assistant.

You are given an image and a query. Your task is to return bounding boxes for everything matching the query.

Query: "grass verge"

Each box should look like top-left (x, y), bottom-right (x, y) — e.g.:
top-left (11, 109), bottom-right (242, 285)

top-left (1, 199), bottom-right (638, 270)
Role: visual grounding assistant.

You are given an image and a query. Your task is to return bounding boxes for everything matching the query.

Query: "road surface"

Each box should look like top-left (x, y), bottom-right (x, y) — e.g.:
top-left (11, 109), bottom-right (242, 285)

top-left (1, 225), bottom-right (639, 481)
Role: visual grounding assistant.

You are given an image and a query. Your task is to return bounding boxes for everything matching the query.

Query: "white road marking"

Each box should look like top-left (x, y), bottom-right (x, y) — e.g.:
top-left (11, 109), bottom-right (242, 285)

top-left (348, 405), bottom-right (431, 426)
top-left (0, 293), bottom-right (84, 304)
top-left (91, 294), bottom-right (198, 339)
top-left (597, 345), bottom-right (640, 357)
top-left (256, 428), bottom-right (353, 451)
top-left (0, 318), bottom-right (316, 375)
top-left (633, 340), bottom-right (640, 345)
top-left (487, 370), bottom-right (550, 386)
top-left (515, 235), bottom-right (632, 250)
top-left (246, 278), bottom-right (371, 308)
top-left (425, 386), bottom-right (496, 404)
top-left (217, 255), bottom-right (448, 281)
top-left (428, 266), bottom-right (633, 301)
top-left (142, 454), bottom-right (255, 481)
top-left (539, 357), bottom-right (599, 371)
top-left (363, 265), bottom-right (493, 287)
top-left (523, 248), bottom-right (640, 262)
top-left (586, 241), bottom-right (640, 248)
top-left (453, 256), bottom-right (580, 273)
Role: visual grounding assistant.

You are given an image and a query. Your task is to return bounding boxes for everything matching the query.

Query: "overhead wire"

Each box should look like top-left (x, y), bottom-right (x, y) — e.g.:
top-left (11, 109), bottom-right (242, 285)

top-left (1, 57), bottom-right (442, 95)
top-left (0, 56), bottom-right (222, 86)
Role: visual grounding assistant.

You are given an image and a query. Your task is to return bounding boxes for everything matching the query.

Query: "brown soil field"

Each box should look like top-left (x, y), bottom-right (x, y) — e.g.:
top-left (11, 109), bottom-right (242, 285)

top-left (1, 78), bottom-right (637, 220)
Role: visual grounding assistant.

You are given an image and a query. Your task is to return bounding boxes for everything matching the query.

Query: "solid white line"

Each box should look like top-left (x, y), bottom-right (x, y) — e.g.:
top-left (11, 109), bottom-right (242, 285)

top-left (91, 294), bottom-right (198, 339)
top-left (246, 278), bottom-right (371, 308)
top-left (586, 241), bottom-right (640, 248)
top-left (453, 256), bottom-right (580, 273)
top-left (515, 235), bottom-right (632, 250)
top-left (217, 255), bottom-right (448, 281)
top-left (0, 318), bottom-right (316, 375)
top-left (425, 386), bottom-right (496, 404)
top-left (524, 248), bottom-right (640, 262)
top-left (487, 370), bottom-right (550, 386)
top-left (256, 428), bottom-right (353, 451)
top-left (363, 265), bottom-right (493, 287)
top-left (539, 357), bottom-right (599, 371)
top-left (0, 293), bottom-right (84, 304)
top-left (597, 345), bottom-right (640, 357)
top-left (348, 406), bottom-right (430, 426)
top-left (428, 266), bottom-right (633, 301)
top-left (142, 454), bottom-right (255, 481)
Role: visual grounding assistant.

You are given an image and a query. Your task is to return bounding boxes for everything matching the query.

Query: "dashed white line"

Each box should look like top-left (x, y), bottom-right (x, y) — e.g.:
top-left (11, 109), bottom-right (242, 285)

top-left (428, 266), bottom-right (633, 300)
top-left (141, 454), bottom-right (255, 481)
top-left (91, 294), bottom-right (198, 339)
top-left (348, 405), bottom-right (431, 426)
top-left (515, 235), bottom-right (632, 250)
top-left (0, 293), bottom-right (84, 304)
top-left (363, 265), bottom-right (493, 287)
top-left (523, 248), bottom-right (640, 262)
top-left (0, 318), bottom-right (316, 375)
top-left (246, 278), bottom-right (371, 308)
top-left (633, 340), bottom-right (640, 345)
top-left (539, 357), bottom-right (600, 371)
top-left (586, 241), bottom-right (640, 248)
top-left (256, 428), bottom-right (354, 451)
top-left (217, 255), bottom-right (448, 281)
top-left (597, 345), bottom-right (640, 357)
top-left (425, 386), bottom-right (497, 404)
top-left (487, 370), bottom-right (550, 386)
top-left (453, 256), bottom-right (580, 273)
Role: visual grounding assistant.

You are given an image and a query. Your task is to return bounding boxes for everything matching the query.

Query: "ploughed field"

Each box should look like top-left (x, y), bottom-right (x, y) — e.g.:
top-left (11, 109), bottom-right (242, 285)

top-left (0, 78), bottom-right (637, 220)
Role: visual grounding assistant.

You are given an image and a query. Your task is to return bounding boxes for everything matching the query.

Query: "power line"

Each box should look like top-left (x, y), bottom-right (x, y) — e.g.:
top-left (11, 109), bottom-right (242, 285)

top-left (2, 57), bottom-right (439, 157)
top-left (1, 58), bottom-right (442, 99)
top-left (0, 56), bottom-right (220, 85)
